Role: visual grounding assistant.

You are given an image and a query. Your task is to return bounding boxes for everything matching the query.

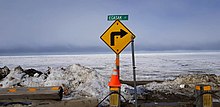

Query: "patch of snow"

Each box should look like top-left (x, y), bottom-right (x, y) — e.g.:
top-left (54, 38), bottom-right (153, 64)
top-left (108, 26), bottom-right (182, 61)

top-left (45, 64), bottom-right (108, 100)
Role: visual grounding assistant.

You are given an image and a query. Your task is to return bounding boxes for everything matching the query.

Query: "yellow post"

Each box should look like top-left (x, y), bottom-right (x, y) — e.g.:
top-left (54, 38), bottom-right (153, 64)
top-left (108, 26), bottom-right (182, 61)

top-left (109, 54), bottom-right (121, 107)
top-left (110, 87), bottom-right (120, 107)
top-left (195, 85), bottom-right (213, 107)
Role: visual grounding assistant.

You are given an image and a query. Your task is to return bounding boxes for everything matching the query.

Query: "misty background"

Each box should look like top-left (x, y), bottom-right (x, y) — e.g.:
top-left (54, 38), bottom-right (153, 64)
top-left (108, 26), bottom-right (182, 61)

top-left (0, 0), bottom-right (220, 55)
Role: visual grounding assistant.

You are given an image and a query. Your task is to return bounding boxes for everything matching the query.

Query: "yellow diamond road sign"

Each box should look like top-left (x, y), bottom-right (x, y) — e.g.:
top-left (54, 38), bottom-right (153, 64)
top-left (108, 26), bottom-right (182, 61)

top-left (100, 20), bottom-right (135, 54)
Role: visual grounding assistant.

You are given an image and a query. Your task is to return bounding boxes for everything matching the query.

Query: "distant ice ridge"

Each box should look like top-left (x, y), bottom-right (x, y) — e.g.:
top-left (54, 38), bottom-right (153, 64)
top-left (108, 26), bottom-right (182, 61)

top-left (0, 64), bottom-right (109, 101)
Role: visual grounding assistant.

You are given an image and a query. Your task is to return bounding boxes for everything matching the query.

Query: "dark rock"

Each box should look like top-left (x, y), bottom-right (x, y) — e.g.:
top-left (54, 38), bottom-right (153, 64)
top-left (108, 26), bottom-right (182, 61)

top-left (9, 77), bottom-right (15, 81)
top-left (12, 82), bottom-right (23, 87)
top-left (181, 64), bottom-right (189, 66)
top-left (14, 65), bottom-right (24, 72)
top-left (47, 67), bottom-right (51, 75)
top-left (61, 67), bottom-right (66, 71)
top-left (43, 67), bottom-right (51, 80)
top-left (22, 68), bottom-right (43, 77)
top-left (0, 66), bottom-right (10, 80)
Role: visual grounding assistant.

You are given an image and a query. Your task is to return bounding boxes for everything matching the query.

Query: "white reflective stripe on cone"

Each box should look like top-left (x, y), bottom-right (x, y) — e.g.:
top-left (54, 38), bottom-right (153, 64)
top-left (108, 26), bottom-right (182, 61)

top-left (112, 71), bottom-right (118, 75)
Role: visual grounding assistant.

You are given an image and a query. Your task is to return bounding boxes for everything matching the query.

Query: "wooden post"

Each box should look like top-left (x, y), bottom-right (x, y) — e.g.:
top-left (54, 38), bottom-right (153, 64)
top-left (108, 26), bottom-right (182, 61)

top-left (0, 86), bottom-right (63, 100)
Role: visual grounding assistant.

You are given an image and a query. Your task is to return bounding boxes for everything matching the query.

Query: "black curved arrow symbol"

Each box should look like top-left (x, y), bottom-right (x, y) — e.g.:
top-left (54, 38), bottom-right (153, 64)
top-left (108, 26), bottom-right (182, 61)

top-left (110, 29), bottom-right (128, 46)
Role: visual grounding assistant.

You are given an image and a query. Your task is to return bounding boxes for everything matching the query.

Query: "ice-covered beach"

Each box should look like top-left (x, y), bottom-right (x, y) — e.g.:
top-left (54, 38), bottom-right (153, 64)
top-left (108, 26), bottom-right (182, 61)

top-left (1, 51), bottom-right (220, 106)
top-left (1, 51), bottom-right (220, 81)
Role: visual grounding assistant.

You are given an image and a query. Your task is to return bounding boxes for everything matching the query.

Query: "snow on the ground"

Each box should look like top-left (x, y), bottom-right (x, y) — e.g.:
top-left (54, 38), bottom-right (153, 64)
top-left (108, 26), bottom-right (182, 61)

top-left (45, 64), bottom-right (109, 100)
top-left (0, 64), bottom-right (109, 101)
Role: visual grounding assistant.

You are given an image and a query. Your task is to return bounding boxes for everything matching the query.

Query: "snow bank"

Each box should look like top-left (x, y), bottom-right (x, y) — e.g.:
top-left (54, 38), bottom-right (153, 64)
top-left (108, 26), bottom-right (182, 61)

top-left (45, 64), bottom-right (108, 100)
top-left (0, 64), bottom-right (109, 101)
top-left (0, 67), bottom-right (46, 88)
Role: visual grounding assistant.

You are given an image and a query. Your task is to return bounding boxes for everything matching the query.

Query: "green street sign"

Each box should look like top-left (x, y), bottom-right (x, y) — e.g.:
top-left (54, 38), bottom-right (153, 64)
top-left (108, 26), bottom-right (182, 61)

top-left (107, 15), bottom-right (128, 21)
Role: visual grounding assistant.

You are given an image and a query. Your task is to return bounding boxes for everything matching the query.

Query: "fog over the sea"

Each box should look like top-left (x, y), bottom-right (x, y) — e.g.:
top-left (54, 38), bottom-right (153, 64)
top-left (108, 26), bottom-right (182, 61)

top-left (0, 0), bottom-right (220, 54)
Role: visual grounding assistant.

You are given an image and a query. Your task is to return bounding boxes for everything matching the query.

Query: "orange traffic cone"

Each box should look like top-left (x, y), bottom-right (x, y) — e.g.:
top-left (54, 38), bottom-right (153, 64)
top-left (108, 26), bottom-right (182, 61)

top-left (108, 69), bottom-right (121, 87)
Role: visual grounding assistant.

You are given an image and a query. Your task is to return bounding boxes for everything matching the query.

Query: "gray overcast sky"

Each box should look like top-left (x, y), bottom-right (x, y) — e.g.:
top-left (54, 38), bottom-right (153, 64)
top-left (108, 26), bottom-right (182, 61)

top-left (0, 0), bottom-right (220, 54)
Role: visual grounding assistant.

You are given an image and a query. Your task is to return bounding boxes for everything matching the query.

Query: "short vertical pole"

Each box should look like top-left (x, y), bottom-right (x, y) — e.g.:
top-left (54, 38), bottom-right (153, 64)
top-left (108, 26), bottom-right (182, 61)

top-left (109, 87), bottom-right (120, 107)
top-left (203, 85), bottom-right (212, 107)
top-left (116, 54), bottom-right (120, 78)
top-left (195, 85), bottom-right (203, 107)
top-left (131, 36), bottom-right (138, 107)
top-left (109, 55), bottom-right (121, 107)
top-left (116, 54), bottom-right (120, 107)
top-left (195, 85), bottom-right (213, 107)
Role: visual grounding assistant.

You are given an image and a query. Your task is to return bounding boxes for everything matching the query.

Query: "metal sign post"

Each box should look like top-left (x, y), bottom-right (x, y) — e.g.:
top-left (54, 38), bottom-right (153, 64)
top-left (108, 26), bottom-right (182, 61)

top-left (131, 36), bottom-right (138, 107)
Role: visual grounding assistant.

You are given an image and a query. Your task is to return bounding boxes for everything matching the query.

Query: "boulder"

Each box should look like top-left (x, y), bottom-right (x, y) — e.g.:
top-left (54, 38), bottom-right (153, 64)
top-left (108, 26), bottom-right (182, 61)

top-left (14, 65), bottom-right (24, 72)
top-left (22, 68), bottom-right (43, 77)
top-left (0, 66), bottom-right (10, 80)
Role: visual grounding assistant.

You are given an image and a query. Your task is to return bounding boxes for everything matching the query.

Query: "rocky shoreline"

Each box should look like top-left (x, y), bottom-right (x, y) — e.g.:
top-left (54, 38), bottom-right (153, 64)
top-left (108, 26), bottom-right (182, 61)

top-left (122, 74), bottom-right (220, 104)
